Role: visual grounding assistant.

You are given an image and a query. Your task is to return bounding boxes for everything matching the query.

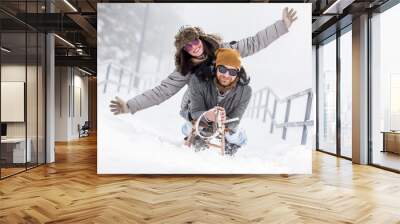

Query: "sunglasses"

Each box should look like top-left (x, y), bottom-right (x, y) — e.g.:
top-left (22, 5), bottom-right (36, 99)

top-left (217, 65), bottom-right (239, 77)
top-left (183, 39), bottom-right (201, 52)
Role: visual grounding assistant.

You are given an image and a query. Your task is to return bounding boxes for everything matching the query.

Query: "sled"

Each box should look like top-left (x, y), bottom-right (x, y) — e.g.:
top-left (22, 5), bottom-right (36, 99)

top-left (184, 121), bottom-right (226, 155)
top-left (184, 110), bottom-right (239, 156)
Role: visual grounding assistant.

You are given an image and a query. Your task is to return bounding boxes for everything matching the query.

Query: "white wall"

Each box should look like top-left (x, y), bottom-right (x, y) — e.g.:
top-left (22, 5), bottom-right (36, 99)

top-left (1, 65), bottom-right (26, 132)
top-left (71, 73), bottom-right (89, 138)
top-left (55, 67), bottom-right (89, 141)
top-left (1, 65), bottom-right (39, 138)
top-left (55, 66), bottom-right (69, 141)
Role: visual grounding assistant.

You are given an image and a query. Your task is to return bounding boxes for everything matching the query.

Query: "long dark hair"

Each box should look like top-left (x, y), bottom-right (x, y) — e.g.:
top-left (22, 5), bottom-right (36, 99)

top-left (179, 39), bottom-right (216, 75)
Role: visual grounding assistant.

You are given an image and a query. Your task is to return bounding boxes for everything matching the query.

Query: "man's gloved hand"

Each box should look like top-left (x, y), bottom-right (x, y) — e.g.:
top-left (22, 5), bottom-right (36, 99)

top-left (282, 7), bottom-right (297, 29)
top-left (110, 96), bottom-right (129, 115)
top-left (204, 106), bottom-right (226, 123)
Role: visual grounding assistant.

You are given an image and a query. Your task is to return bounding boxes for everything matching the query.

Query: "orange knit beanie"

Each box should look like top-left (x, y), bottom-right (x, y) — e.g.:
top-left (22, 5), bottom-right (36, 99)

top-left (215, 48), bottom-right (241, 69)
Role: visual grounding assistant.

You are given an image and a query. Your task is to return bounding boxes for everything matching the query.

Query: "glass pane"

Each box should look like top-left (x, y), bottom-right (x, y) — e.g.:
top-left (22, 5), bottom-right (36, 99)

top-left (27, 31), bottom-right (38, 169)
top-left (371, 4), bottom-right (400, 171)
top-left (38, 33), bottom-right (45, 165)
top-left (1, 31), bottom-right (27, 177)
top-left (340, 29), bottom-right (352, 158)
top-left (26, 0), bottom-right (39, 169)
top-left (318, 37), bottom-right (337, 154)
top-left (0, 1), bottom-right (46, 178)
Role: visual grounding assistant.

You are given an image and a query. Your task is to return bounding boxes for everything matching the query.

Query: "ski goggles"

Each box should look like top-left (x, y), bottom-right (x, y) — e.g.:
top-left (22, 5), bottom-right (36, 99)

top-left (183, 39), bottom-right (201, 51)
top-left (217, 65), bottom-right (239, 77)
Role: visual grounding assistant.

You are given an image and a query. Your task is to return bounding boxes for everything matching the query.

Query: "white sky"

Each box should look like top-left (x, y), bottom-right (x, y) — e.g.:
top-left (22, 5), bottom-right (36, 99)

top-left (153, 3), bottom-right (312, 97)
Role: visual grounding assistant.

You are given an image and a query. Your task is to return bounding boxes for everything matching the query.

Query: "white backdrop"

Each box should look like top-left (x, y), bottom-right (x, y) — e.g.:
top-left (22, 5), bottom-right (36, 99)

top-left (97, 3), bottom-right (313, 174)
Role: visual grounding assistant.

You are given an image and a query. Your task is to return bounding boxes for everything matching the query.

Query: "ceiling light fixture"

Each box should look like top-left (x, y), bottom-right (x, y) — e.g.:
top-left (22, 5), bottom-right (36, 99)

top-left (63, 0), bottom-right (78, 12)
top-left (323, 0), bottom-right (355, 15)
top-left (54, 34), bottom-right (75, 48)
top-left (78, 67), bottom-right (92, 76)
top-left (1, 47), bottom-right (11, 53)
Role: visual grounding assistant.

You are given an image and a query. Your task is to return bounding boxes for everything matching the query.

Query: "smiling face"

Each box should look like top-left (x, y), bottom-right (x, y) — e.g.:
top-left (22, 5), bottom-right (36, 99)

top-left (184, 39), bottom-right (204, 57)
top-left (216, 65), bottom-right (239, 87)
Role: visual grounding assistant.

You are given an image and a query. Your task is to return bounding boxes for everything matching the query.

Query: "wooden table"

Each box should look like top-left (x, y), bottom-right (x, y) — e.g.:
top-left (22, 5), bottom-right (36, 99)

top-left (381, 131), bottom-right (400, 154)
top-left (1, 138), bottom-right (32, 164)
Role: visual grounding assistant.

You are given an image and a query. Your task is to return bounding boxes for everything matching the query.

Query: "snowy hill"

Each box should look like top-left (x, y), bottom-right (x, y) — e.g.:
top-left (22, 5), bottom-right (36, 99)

top-left (97, 85), bottom-right (312, 174)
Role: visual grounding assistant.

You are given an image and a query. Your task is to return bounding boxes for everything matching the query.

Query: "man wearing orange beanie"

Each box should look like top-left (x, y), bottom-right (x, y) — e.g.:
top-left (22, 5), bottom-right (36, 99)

top-left (182, 48), bottom-right (251, 155)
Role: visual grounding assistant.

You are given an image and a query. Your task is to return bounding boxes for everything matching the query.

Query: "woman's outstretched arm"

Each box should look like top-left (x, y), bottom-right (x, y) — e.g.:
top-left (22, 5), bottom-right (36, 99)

top-left (126, 70), bottom-right (191, 114)
top-left (221, 7), bottom-right (297, 58)
top-left (110, 70), bottom-right (191, 115)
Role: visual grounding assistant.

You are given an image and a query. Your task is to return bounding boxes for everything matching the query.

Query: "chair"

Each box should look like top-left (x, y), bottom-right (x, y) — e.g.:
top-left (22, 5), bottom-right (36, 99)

top-left (79, 121), bottom-right (90, 138)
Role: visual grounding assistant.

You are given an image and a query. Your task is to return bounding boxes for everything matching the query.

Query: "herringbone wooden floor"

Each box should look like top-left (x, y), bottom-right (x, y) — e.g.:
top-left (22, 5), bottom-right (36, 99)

top-left (1, 134), bottom-right (400, 224)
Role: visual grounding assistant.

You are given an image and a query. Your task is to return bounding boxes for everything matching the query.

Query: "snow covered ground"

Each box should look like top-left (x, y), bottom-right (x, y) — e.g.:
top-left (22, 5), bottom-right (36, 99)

top-left (97, 85), bottom-right (312, 174)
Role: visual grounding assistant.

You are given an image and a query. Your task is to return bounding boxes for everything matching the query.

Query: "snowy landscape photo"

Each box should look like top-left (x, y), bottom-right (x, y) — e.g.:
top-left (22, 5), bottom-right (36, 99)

top-left (97, 3), bottom-right (313, 174)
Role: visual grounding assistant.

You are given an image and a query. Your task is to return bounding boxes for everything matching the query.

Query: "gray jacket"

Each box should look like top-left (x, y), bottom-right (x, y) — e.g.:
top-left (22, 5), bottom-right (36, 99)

top-left (189, 76), bottom-right (252, 131)
top-left (126, 20), bottom-right (288, 114)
